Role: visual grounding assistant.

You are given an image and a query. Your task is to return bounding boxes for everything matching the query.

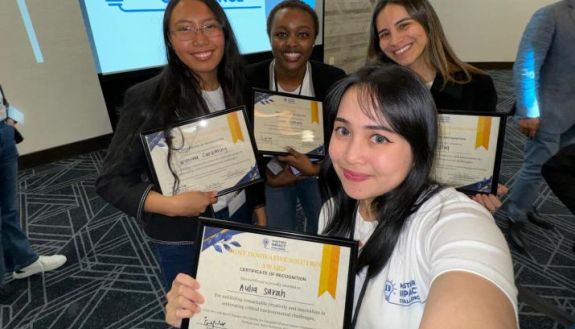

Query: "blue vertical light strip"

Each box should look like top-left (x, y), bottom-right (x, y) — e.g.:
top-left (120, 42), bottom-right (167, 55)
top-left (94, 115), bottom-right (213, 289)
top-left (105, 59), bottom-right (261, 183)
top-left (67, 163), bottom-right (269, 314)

top-left (520, 48), bottom-right (540, 118)
top-left (16, 0), bottom-right (44, 63)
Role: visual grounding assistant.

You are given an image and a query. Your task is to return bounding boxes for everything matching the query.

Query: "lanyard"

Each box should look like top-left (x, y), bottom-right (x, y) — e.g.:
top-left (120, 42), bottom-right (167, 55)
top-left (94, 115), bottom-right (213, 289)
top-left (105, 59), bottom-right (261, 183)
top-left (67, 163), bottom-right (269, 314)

top-left (350, 201), bottom-right (370, 329)
top-left (274, 73), bottom-right (303, 96)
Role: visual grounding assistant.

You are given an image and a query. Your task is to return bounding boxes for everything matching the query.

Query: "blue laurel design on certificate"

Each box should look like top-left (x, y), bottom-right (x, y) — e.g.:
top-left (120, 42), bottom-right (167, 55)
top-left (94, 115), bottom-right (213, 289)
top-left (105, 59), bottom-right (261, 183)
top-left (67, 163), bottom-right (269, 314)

top-left (460, 176), bottom-right (493, 193)
top-left (145, 132), bottom-right (167, 151)
top-left (235, 165), bottom-right (261, 187)
top-left (202, 228), bottom-right (242, 253)
top-left (255, 92), bottom-right (273, 105)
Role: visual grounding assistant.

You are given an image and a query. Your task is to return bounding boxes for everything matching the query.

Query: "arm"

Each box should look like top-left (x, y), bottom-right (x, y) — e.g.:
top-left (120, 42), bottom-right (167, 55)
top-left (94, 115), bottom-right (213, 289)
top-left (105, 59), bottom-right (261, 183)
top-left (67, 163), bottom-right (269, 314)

top-left (277, 147), bottom-right (320, 176)
top-left (421, 194), bottom-right (518, 328)
top-left (513, 6), bottom-right (555, 137)
top-left (420, 271), bottom-right (517, 329)
top-left (96, 89), bottom-right (216, 219)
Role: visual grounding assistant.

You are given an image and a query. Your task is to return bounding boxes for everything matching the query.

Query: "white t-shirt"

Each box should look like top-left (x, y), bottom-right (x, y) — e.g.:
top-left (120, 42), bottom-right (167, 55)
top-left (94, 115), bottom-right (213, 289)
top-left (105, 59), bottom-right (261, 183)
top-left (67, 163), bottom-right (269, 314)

top-left (318, 188), bottom-right (518, 329)
top-left (268, 60), bottom-right (315, 97)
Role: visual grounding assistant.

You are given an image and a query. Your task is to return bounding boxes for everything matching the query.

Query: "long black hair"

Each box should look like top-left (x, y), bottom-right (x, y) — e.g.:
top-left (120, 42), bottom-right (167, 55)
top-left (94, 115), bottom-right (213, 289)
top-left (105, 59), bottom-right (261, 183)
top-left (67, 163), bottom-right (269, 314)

top-left (106, 0), bottom-right (247, 194)
top-left (320, 64), bottom-right (441, 278)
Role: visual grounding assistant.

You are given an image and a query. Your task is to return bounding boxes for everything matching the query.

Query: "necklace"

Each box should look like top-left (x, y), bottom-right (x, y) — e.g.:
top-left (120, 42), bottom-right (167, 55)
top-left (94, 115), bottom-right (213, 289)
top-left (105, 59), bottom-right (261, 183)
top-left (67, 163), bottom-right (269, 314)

top-left (274, 73), bottom-right (303, 96)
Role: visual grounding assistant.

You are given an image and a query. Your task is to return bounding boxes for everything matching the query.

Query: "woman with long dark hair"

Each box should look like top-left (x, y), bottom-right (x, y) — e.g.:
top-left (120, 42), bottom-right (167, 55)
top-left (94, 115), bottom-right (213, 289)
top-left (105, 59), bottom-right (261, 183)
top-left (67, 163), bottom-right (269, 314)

top-left (367, 0), bottom-right (507, 212)
top-left (162, 65), bottom-right (518, 328)
top-left (96, 0), bottom-right (265, 290)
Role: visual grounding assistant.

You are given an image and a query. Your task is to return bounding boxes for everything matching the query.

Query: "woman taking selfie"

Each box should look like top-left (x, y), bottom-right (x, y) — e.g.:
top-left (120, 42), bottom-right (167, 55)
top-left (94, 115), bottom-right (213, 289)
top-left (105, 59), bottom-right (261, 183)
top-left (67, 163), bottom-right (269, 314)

top-left (162, 65), bottom-right (518, 329)
top-left (96, 0), bottom-right (265, 290)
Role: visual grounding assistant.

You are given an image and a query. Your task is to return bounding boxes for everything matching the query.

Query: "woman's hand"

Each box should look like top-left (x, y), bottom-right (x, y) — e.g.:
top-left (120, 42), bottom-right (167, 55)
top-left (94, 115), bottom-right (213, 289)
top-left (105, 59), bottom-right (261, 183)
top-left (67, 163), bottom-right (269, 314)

top-left (170, 191), bottom-right (218, 217)
top-left (277, 147), bottom-right (320, 176)
top-left (145, 190), bottom-right (217, 217)
top-left (265, 166), bottom-right (301, 187)
top-left (471, 184), bottom-right (508, 213)
top-left (165, 273), bottom-right (205, 328)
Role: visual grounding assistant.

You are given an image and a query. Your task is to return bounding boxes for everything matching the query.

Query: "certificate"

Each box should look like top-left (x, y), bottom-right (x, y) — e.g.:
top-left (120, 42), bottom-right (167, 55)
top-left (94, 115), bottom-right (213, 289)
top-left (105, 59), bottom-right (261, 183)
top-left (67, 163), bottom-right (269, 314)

top-left (182, 218), bottom-right (357, 329)
top-left (432, 111), bottom-right (506, 195)
top-left (141, 107), bottom-right (262, 196)
top-left (253, 89), bottom-right (325, 157)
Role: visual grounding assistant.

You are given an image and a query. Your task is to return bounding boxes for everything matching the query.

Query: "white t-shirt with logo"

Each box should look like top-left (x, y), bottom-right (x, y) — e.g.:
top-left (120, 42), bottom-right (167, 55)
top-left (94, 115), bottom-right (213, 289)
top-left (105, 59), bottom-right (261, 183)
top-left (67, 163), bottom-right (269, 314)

top-left (318, 188), bottom-right (518, 329)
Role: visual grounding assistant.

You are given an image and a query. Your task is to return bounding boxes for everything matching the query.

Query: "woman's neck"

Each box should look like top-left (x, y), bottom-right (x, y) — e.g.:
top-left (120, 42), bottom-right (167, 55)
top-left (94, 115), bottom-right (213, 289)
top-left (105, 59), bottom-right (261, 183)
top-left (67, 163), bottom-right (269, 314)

top-left (275, 63), bottom-right (306, 92)
top-left (409, 59), bottom-right (436, 84)
top-left (198, 72), bottom-right (220, 91)
top-left (358, 199), bottom-right (376, 222)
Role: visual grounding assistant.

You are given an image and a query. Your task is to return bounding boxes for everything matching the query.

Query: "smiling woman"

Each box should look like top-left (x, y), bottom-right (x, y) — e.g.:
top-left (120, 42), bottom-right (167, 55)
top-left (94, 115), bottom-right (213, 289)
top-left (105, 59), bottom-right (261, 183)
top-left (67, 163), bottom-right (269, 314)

top-left (95, 0), bottom-right (266, 291)
top-left (246, 0), bottom-right (346, 235)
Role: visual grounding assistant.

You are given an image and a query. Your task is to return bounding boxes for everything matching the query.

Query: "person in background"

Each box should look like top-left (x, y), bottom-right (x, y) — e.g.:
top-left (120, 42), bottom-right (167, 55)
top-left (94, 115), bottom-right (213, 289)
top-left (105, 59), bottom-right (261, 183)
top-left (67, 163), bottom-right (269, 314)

top-left (246, 0), bottom-right (345, 234)
top-left (0, 83), bottom-right (66, 288)
top-left (162, 65), bottom-right (518, 329)
top-left (542, 144), bottom-right (575, 253)
top-left (96, 0), bottom-right (265, 290)
top-left (366, 0), bottom-right (507, 213)
top-left (499, 0), bottom-right (575, 253)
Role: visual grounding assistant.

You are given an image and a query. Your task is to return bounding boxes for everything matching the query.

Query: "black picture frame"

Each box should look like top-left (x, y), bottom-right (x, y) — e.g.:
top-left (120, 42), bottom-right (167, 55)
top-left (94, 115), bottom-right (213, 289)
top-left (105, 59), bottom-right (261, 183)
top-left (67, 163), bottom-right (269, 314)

top-left (180, 217), bottom-right (358, 329)
top-left (141, 106), bottom-right (262, 196)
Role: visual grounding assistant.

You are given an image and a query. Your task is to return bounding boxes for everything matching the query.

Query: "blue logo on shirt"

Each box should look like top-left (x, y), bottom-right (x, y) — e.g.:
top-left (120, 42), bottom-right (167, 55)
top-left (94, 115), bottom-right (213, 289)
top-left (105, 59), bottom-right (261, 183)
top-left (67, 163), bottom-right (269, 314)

top-left (384, 279), bottom-right (422, 306)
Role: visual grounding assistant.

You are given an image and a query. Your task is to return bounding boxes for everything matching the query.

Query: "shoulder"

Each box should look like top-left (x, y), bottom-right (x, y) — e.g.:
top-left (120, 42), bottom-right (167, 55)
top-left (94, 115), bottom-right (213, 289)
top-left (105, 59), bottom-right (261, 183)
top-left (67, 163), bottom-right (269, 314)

top-left (310, 60), bottom-right (346, 79)
top-left (246, 60), bottom-right (272, 87)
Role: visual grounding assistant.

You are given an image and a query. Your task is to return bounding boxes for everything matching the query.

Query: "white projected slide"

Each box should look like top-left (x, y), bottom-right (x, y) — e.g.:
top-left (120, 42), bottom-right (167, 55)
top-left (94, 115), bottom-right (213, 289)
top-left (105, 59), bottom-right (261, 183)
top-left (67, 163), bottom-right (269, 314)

top-left (80, 0), bottom-right (319, 75)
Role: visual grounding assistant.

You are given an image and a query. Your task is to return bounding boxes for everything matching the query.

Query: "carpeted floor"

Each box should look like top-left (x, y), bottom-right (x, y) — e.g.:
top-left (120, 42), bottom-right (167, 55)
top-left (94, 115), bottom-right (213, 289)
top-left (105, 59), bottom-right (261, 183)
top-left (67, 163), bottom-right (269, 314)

top-left (1, 70), bottom-right (574, 329)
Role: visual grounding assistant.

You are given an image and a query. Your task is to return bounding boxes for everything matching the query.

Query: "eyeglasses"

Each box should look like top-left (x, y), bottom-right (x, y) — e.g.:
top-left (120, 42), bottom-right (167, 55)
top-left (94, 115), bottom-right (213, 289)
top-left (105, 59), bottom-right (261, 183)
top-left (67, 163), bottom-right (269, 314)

top-left (171, 22), bottom-right (223, 41)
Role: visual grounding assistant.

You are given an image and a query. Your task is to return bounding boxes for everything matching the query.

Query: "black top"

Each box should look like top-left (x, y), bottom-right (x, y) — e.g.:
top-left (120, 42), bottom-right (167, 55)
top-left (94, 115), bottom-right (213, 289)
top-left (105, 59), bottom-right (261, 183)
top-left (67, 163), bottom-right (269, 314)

top-left (246, 59), bottom-right (346, 101)
top-left (96, 72), bottom-right (262, 242)
top-left (431, 71), bottom-right (497, 112)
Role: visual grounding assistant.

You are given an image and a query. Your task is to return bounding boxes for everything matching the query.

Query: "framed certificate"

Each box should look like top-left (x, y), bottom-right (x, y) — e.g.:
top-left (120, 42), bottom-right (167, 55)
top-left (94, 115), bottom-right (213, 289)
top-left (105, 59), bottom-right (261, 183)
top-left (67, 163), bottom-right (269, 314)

top-left (141, 106), bottom-right (262, 196)
top-left (253, 88), bottom-right (325, 158)
top-left (182, 218), bottom-right (358, 329)
top-left (433, 111), bottom-right (507, 195)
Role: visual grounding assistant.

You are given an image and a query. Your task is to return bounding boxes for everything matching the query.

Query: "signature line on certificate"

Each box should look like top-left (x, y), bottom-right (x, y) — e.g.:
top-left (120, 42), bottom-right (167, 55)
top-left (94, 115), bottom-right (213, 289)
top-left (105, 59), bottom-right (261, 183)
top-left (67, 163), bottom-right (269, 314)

top-left (227, 290), bottom-right (314, 305)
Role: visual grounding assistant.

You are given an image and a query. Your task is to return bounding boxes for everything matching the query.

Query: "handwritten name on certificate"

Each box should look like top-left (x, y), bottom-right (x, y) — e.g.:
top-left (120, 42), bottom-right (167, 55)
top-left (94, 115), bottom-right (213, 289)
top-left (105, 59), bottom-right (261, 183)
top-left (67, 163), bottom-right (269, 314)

top-left (433, 114), bottom-right (501, 192)
top-left (188, 226), bottom-right (353, 329)
top-left (253, 91), bottom-right (324, 156)
top-left (143, 109), bottom-right (260, 196)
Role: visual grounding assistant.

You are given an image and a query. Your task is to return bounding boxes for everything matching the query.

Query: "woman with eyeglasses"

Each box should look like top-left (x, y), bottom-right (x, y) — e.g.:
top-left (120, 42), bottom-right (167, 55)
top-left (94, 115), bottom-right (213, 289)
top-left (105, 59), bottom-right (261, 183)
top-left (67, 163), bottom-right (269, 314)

top-left (162, 65), bottom-right (517, 329)
top-left (96, 0), bottom-right (265, 290)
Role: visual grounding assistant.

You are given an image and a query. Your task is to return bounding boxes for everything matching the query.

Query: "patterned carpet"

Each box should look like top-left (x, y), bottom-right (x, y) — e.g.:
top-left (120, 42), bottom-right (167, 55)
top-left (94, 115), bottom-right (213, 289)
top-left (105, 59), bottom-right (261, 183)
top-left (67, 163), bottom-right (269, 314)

top-left (1, 70), bottom-right (574, 329)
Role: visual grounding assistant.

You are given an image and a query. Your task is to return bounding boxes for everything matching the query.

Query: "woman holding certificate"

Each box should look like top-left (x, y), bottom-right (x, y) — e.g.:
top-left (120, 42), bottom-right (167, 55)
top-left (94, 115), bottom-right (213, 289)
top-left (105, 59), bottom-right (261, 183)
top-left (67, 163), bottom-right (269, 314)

top-left (247, 0), bottom-right (346, 234)
top-left (96, 0), bottom-right (265, 290)
top-left (367, 0), bottom-right (507, 212)
top-left (164, 66), bottom-right (518, 328)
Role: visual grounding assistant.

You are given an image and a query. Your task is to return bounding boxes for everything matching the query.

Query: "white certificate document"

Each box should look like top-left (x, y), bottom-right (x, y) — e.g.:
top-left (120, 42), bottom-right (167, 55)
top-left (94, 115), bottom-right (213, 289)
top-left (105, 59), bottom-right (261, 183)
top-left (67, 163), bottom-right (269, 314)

top-left (253, 90), bottom-right (324, 156)
top-left (142, 107), bottom-right (261, 196)
top-left (186, 220), bottom-right (357, 329)
top-left (433, 113), bottom-right (503, 193)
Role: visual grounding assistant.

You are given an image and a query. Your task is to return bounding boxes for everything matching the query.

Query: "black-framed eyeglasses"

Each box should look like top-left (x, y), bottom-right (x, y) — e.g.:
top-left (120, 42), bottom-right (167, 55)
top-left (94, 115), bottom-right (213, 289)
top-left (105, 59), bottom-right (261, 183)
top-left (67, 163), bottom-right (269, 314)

top-left (171, 22), bottom-right (223, 41)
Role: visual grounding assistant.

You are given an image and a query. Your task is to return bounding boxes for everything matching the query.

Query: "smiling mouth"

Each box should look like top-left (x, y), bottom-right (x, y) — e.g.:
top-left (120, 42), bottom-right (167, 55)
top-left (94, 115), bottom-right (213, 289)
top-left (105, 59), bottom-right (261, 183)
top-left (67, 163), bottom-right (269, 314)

top-left (192, 50), bottom-right (214, 61)
top-left (283, 52), bottom-right (302, 62)
top-left (342, 169), bottom-right (370, 182)
top-left (393, 44), bottom-right (412, 56)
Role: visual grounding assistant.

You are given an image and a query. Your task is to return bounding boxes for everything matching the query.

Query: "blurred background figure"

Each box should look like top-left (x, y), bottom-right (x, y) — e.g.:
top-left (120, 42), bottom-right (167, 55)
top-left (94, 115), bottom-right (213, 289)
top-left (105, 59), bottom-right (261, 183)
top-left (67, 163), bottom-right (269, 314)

top-left (500, 0), bottom-right (575, 253)
top-left (1, 83), bottom-right (66, 289)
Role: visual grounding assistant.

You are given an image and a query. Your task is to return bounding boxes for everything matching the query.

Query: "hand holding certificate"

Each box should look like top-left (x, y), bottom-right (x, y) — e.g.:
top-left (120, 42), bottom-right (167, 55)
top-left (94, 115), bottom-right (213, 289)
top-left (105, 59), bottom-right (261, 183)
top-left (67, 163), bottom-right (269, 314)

top-left (432, 111), bottom-right (506, 195)
top-left (141, 107), bottom-right (262, 196)
top-left (180, 218), bottom-right (357, 329)
top-left (253, 89), bottom-right (325, 157)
